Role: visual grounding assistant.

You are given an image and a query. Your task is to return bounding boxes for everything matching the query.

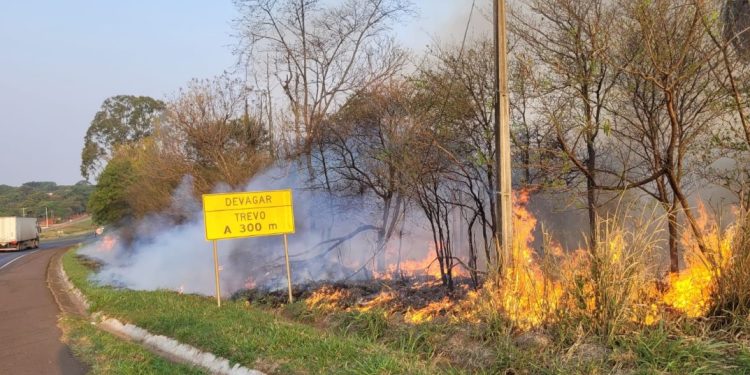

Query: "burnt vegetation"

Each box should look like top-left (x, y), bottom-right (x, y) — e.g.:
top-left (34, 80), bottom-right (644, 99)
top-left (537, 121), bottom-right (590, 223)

top-left (81, 0), bottom-right (750, 372)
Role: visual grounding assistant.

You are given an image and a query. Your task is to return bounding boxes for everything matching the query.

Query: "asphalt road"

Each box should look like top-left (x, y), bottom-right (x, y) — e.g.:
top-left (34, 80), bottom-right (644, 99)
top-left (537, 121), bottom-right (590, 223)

top-left (0, 236), bottom-right (91, 375)
top-left (0, 236), bottom-right (88, 270)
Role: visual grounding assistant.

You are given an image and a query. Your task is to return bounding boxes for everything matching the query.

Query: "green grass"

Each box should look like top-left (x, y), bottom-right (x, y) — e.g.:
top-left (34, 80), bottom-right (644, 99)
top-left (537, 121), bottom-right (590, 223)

top-left (41, 216), bottom-right (96, 239)
top-left (621, 325), bottom-right (750, 374)
top-left (59, 315), bottom-right (206, 374)
top-left (280, 291), bottom-right (750, 374)
top-left (322, 309), bottom-right (442, 358)
top-left (63, 249), bottom-right (443, 374)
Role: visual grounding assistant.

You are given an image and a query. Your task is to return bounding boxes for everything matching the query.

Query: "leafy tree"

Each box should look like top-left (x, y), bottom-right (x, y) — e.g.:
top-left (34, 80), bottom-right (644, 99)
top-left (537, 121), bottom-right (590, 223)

top-left (87, 155), bottom-right (136, 225)
top-left (158, 75), bottom-right (271, 194)
top-left (616, 0), bottom-right (723, 259)
top-left (510, 0), bottom-right (623, 251)
top-left (108, 75), bottom-right (272, 222)
top-left (80, 95), bottom-right (165, 180)
top-left (0, 182), bottom-right (93, 220)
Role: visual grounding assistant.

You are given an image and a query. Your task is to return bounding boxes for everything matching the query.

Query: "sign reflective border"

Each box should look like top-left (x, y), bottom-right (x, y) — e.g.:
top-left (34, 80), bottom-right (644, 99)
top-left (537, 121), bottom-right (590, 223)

top-left (202, 189), bottom-right (295, 240)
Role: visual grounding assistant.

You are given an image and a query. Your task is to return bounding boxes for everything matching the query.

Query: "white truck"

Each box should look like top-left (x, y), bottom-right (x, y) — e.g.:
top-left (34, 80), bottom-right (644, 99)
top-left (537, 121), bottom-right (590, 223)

top-left (0, 217), bottom-right (40, 251)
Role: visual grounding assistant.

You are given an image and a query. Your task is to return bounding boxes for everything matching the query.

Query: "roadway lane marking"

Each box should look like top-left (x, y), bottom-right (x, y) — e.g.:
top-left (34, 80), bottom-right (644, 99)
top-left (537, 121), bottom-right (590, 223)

top-left (0, 250), bottom-right (39, 271)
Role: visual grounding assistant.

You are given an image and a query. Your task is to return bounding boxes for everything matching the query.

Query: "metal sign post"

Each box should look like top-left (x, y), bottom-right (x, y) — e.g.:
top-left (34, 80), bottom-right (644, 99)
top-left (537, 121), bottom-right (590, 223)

top-left (202, 189), bottom-right (296, 308)
top-left (213, 240), bottom-right (221, 307)
top-left (283, 234), bottom-right (293, 303)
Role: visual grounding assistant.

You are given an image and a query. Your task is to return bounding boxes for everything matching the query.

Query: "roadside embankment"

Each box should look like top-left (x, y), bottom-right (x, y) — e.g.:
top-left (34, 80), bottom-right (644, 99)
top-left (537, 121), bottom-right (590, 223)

top-left (58, 248), bottom-right (440, 374)
top-left (53, 248), bottom-right (262, 375)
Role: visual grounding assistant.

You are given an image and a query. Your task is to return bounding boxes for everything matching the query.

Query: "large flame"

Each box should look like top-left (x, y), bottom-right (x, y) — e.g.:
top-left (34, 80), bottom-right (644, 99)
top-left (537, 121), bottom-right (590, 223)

top-left (496, 190), bottom-right (564, 329)
top-left (469, 194), bottom-right (738, 329)
top-left (374, 243), bottom-right (470, 281)
top-left (662, 203), bottom-right (734, 317)
top-left (265, 192), bottom-right (740, 329)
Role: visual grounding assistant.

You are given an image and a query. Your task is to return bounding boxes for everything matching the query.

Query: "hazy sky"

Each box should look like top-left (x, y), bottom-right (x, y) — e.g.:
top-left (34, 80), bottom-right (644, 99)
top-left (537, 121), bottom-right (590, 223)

top-left (0, 1), bottom-right (487, 186)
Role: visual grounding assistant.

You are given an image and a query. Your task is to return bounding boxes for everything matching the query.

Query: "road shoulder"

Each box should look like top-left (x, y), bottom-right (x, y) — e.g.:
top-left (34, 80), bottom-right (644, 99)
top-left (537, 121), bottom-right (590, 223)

top-left (51, 247), bottom-right (263, 375)
top-left (0, 248), bottom-right (88, 375)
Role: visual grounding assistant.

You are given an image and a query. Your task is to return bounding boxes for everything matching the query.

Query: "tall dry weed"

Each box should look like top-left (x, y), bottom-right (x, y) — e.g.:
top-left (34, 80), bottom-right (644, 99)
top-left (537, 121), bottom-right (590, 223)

top-left (708, 209), bottom-right (750, 329)
top-left (469, 201), bottom-right (664, 340)
top-left (556, 205), bottom-right (664, 340)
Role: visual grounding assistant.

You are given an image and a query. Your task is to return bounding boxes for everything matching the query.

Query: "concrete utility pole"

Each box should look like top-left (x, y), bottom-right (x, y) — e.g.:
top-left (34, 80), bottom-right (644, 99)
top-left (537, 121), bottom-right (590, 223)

top-left (494, 0), bottom-right (513, 271)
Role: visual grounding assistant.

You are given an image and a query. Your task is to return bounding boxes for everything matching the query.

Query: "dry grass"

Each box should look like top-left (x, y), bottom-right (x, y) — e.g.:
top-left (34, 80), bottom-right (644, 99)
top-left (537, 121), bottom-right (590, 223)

top-left (228, 201), bottom-right (750, 372)
top-left (68, 200), bottom-right (750, 373)
top-left (466, 202), bottom-right (664, 343)
top-left (708, 209), bottom-right (750, 331)
top-left (558, 206), bottom-right (664, 340)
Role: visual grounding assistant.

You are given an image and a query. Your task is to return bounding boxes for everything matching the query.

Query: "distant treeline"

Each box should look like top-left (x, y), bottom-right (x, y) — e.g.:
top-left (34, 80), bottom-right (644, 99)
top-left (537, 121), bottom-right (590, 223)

top-left (0, 181), bottom-right (94, 221)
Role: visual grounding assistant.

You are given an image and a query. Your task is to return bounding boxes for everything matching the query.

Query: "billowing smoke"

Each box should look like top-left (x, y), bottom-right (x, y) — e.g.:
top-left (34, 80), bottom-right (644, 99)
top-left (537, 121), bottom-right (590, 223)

top-left (80, 163), bottom-right (444, 296)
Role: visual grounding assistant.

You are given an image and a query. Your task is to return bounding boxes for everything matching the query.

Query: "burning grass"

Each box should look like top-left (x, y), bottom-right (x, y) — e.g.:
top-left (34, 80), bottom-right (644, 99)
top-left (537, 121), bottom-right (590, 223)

top-left (228, 195), bottom-right (750, 372)
top-left (234, 277), bottom-right (474, 324)
top-left (89, 187), bottom-right (748, 334)
top-left (67, 191), bottom-right (750, 373)
top-left (707, 209), bottom-right (750, 329)
top-left (67, 214), bottom-right (750, 374)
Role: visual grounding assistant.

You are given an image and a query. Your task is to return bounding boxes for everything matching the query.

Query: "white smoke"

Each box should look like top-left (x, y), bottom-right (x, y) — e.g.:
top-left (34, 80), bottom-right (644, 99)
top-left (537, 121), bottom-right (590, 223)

top-left (79, 162), bottom-right (446, 296)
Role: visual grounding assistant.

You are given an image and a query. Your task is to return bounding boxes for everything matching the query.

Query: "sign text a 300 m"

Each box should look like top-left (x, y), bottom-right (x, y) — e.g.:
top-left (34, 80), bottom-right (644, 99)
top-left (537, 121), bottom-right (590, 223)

top-left (202, 190), bottom-right (295, 240)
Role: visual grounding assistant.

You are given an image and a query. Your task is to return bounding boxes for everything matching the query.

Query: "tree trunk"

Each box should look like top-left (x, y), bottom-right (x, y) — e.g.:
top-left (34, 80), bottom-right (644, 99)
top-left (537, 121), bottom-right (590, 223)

top-left (376, 195), bottom-right (392, 273)
top-left (667, 203), bottom-right (679, 273)
top-left (656, 177), bottom-right (680, 274)
top-left (318, 145), bottom-right (331, 190)
top-left (586, 139), bottom-right (598, 253)
top-left (666, 171), bottom-right (709, 255)
top-left (467, 213), bottom-right (479, 288)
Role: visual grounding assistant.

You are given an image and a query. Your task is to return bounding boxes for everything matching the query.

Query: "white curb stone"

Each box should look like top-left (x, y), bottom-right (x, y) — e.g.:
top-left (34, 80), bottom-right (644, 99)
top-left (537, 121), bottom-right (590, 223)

top-left (58, 253), bottom-right (265, 375)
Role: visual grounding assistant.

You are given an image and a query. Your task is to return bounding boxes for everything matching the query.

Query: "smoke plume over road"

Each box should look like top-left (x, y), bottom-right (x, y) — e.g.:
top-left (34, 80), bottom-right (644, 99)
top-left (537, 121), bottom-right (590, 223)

top-left (80, 163), bottom-right (440, 296)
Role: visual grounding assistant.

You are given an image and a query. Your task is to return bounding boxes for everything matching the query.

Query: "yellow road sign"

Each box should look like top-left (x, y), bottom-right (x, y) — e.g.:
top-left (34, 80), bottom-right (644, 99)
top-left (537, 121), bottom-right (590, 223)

top-left (202, 189), bottom-right (295, 240)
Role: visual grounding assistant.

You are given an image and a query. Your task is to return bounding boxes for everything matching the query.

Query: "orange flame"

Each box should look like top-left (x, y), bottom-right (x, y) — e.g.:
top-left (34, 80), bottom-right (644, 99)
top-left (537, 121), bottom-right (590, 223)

top-left (268, 192), bottom-right (741, 329)
top-left (374, 244), bottom-right (469, 281)
top-left (662, 203), bottom-right (734, 317)
top-left (405, 297), bottom-right (455, 323)
top-left (495, 190), bottom-right (564, 329)
top-left (97, 235), bottom-right (117, 252)
top-left (306, 285), bottom-right (354, 311)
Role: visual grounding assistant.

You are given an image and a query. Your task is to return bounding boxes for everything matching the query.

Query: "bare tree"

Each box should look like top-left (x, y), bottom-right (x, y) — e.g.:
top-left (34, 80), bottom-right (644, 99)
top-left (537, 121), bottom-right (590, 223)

top-left (233, 0), bottom-right (412, 172)
top-left (417, 41), bottom-right (500, 273)
top-left (696, 0), bottom-right (750, 211)
top-left (609, 62), bottom-right (684, 271)
top-left (400, 123), bottom-right (461, 291)
top-left (617, 0), bottom-right (725, 256)
top-left (510, 0), bottom-right (622, 250)
top-left (318, 82), bottom-right (414, 272)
